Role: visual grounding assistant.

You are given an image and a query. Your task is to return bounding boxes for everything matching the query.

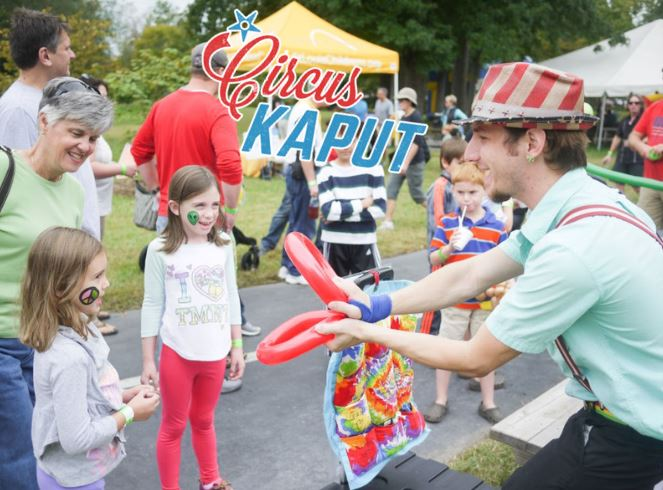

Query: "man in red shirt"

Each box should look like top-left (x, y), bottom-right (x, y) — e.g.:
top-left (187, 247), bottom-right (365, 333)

top-left (629, 98), bottom-right (663, 230)
top-left (132, 43), bottom-right (243, 232)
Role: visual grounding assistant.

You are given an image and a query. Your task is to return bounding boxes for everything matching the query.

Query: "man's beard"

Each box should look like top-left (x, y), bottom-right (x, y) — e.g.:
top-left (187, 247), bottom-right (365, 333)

top-left (489, 188), bottom-right (512, 203)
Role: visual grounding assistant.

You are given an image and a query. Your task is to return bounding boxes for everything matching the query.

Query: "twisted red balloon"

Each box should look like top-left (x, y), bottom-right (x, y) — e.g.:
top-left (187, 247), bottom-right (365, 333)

top-left (256, 233), bottom-right (348, 365)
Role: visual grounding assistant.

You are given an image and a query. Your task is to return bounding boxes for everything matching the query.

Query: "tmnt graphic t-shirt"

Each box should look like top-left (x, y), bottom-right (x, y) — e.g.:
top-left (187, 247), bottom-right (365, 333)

top-left (141, 236), bottom-right (242, 361)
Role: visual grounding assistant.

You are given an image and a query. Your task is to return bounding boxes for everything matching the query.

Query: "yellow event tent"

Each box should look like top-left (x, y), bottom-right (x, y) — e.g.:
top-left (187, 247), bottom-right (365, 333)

top-left (224, 1), bottom-right (399, 78)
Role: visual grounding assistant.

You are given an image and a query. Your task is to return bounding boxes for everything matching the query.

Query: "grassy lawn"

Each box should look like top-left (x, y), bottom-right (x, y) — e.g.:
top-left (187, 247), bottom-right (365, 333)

top-left (101, 102), bottom-right (625, 311)
top-left (448, 439), bottom-right (519, 487)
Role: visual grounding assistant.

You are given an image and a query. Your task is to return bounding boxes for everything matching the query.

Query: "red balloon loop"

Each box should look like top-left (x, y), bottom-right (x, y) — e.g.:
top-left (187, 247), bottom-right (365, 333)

top-left (257, 233), bottom-right (350, 365)
top-left (256, 310), bottom-right (345, 365)
top-left (284, 232), bottom-right (347, 305)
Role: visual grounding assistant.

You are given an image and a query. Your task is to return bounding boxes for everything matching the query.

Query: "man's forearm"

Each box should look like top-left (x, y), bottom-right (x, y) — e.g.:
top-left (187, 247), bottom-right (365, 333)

top-left (221, 182), bottom-right (241, 210)
top-left (628, 131), bottom-right (648, 157)
top-left (301, 159), bottom-right (316, 184)
top-left (391, 248), bottom-right (522, 315)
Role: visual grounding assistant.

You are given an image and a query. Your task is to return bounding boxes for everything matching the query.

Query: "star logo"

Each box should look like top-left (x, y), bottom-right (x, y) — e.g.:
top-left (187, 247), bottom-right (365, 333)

top-left (227, 9), bottom-right (261, 43)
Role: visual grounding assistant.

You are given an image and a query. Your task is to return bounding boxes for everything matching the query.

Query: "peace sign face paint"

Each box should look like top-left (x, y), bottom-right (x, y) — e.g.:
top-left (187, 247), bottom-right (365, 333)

top-left (79, 286), bottom-right (100, 306)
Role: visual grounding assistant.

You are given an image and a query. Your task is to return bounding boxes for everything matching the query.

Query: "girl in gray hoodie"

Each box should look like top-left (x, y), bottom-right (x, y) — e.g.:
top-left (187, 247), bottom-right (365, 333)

top-left (19, 227), bottom-right (160, 489)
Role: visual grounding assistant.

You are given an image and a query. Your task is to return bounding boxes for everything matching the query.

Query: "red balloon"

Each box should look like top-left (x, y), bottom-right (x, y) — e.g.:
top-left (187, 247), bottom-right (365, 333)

top-left (284, 232), bottom-right (347, 304)
top-left (256, 310), bottom-right (345, 365)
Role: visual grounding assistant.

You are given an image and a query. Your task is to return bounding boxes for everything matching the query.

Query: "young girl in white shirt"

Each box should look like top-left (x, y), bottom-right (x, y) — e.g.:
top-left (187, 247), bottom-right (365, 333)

top-left (140, 165), bottom-right (244, 490)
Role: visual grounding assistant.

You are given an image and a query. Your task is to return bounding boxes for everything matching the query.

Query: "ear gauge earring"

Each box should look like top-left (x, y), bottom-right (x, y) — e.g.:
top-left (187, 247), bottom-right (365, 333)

top-left (526, 154), bottom-right (535, 163)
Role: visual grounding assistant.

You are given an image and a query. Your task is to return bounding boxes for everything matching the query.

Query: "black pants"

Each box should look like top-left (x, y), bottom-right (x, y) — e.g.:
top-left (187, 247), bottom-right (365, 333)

top-left (323, 242), bottom-right (378, 277)
top-left (504, 408), bottom-right (663, 490)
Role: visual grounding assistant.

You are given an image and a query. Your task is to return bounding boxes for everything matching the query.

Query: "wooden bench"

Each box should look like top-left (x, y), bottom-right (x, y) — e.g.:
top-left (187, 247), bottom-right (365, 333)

top-left (490, 381), bottom-right (663, 490)
top-left (490, 381), bottom-right (581, 465)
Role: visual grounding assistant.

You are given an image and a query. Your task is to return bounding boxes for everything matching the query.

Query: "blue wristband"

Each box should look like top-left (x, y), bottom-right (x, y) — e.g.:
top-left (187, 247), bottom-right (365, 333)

top-left (349, 294), bottom-right (392, 323)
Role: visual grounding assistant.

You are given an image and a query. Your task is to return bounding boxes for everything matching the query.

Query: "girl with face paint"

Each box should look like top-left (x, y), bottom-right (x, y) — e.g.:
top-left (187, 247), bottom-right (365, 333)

top-left (18, 227), bottom-right (160, 490)
top-left (140, 165), bottom-right (244, 490)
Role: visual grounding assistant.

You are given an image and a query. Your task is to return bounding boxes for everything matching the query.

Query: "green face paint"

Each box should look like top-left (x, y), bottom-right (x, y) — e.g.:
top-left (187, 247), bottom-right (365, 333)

top-left (187, 210), bottom-right (199, 225)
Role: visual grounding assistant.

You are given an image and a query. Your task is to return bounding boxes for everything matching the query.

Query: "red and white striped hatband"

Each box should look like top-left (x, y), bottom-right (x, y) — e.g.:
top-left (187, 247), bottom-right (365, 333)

top-left (456, 62), bottom-right (599, 130)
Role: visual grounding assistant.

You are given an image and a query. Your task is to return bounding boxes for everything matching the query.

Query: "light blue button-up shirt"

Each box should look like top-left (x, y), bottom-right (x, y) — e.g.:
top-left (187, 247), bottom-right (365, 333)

top-left (487, 168), bottom-right (663, 440)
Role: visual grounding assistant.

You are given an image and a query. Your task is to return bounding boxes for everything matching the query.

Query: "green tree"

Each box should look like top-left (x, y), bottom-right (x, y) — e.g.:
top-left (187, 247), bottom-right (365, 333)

top-left (184, 0), bottom-right (286, 42)
top-left (133, 24), bottom-right (190, 55)
top-left (106, 48), bottom-right (190, 105)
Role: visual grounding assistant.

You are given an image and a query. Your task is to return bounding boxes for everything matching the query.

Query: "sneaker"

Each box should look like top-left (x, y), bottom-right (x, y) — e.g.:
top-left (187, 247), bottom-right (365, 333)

top-left (468, 372), bottom-right (506, 392)
top-left (221, 378), bottom-right (242, 394)
top-left (423, 403), bottom-right (448, 423)
top-left (478, 402), bottom-right (504, 424)
top-left (285, 273), bottom-right (308, 285)
top-left (277, 266), bottom-right (289, 279)
top-left (379, 220), bottom-right (394, 231)
top-left (241, 321), bottom-right (262, 337)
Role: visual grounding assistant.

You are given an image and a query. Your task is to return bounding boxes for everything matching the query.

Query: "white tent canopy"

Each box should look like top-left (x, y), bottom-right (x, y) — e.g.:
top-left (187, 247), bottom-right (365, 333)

top-left (542, 19), bottom-right (663, 97)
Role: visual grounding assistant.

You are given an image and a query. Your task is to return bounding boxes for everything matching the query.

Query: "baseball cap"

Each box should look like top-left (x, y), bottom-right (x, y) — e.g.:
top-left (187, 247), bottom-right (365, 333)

top-left (191, 42), bottom-right (228, 70)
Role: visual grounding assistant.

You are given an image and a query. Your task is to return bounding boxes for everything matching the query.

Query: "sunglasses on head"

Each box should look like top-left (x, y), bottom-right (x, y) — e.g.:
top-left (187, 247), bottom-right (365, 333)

top-left (52, 79), bottom-right (100, 97)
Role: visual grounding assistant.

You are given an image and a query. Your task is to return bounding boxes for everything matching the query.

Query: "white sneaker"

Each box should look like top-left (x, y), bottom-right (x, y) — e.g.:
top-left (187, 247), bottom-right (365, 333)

top-left (379, 220), bottom-right (394, 231)
top-left (284, 273), bottom-right (308, 285)
top-left (277, 266), bottom-right (288, 280)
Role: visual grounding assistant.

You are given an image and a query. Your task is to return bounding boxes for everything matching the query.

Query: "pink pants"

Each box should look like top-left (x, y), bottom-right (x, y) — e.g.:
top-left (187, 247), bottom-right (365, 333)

top-left (157, 344), bottom-right (226, 490)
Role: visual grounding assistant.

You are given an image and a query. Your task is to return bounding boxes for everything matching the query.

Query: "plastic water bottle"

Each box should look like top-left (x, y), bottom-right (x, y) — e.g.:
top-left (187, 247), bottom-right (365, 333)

top-left (308, 197), bottom-right (319, 219)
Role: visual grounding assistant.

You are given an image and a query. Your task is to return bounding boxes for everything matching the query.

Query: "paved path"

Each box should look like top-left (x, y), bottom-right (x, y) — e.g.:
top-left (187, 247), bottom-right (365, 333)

top-left (105, 250), bottom-right (563, 490)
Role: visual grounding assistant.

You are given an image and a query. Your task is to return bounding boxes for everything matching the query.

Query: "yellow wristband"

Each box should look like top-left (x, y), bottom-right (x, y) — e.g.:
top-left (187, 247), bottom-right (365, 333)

top-left (231, 338), bottom-right (243, 349)
top-left (307, 180), bottom-right (317, 188)
top-left (607, 150), bottom-right (614, 158)
top-left (436, 248), bottom-right (447, 263)
top-left (224, 206), bottom-right (238, 215)
top-left (120, 163), bottom-right (127, 176)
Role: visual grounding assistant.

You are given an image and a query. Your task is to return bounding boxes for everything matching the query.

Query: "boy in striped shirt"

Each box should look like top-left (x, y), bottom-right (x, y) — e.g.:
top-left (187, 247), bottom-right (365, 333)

top-left (424, 163), bottom-right (507, 424)
top-left (317, 129), bottom-right (387, 276)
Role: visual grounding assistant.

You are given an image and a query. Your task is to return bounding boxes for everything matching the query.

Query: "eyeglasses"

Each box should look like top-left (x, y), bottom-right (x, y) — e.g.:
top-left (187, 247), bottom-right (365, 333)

top-left (52, 79), bottom-right (100, 97)
top-left (628, 101), bottom-right (642, 106)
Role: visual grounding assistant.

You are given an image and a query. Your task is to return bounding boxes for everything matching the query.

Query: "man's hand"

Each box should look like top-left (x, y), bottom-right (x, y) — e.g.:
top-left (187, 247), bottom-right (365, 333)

top-left (327, 277), bottom-right (368, 319)
top-left (222, 212), bottom-right (236, 232)
top-left (316, 318), bottom-right (366, 352)
top-left (361, 196), bottom-right (374, 209)
top-left (309, 185), bottom-right (319, 198)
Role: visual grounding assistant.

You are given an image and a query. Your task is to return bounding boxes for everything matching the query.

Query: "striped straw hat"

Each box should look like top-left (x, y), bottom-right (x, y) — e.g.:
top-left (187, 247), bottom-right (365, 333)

top-left (457, 62), bottom-right (598, 130)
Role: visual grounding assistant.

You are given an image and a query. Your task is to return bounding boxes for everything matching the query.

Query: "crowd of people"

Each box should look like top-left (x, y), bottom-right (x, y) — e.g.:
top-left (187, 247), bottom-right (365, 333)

top-left (0, 6), bottom-right (662, 490)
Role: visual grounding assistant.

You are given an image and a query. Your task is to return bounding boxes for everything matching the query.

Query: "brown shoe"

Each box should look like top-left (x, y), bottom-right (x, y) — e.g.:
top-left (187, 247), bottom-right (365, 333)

top-left (478, 402), bottom-right (504, 424)
top-left (423, 403), bottom-right (448, 423)
top-left (98, 310), bottom-right (111, 321)
top-left (468, 372), bottom-right (505, 392)
top-left (97, 321), bottom-right (119, 336)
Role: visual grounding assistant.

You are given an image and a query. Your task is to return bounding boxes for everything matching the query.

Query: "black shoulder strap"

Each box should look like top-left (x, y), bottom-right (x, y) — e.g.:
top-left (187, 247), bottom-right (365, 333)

top-left (0, 145), bottom-right (16, 214)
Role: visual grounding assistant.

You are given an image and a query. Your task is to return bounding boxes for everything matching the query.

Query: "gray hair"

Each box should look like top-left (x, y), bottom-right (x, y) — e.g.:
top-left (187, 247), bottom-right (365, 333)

top-left (39, 77), bottom-right (113, 134)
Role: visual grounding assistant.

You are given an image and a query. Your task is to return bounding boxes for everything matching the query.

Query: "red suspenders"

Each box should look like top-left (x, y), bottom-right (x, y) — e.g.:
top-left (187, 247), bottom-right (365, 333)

top-left (553, 204), bottom-right (663, 395)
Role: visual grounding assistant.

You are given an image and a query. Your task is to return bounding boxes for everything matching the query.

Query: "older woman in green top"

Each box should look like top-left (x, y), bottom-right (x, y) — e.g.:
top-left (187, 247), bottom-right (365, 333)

top-left (0, 76), bottom-right (112, 490)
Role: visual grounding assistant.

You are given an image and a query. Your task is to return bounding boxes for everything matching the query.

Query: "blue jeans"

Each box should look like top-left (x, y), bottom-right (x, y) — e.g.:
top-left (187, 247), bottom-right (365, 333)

top-left (0, 338), bottom-right (37, 489)
top-left (281, 166), bottom-right (315, 276)
top-left (260, 189), bottom-right (292, 252)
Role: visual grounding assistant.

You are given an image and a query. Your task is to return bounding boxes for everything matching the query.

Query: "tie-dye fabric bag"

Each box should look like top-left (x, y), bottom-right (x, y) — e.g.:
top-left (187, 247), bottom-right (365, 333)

top-left (323, 280), bottom-right (429, 489)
